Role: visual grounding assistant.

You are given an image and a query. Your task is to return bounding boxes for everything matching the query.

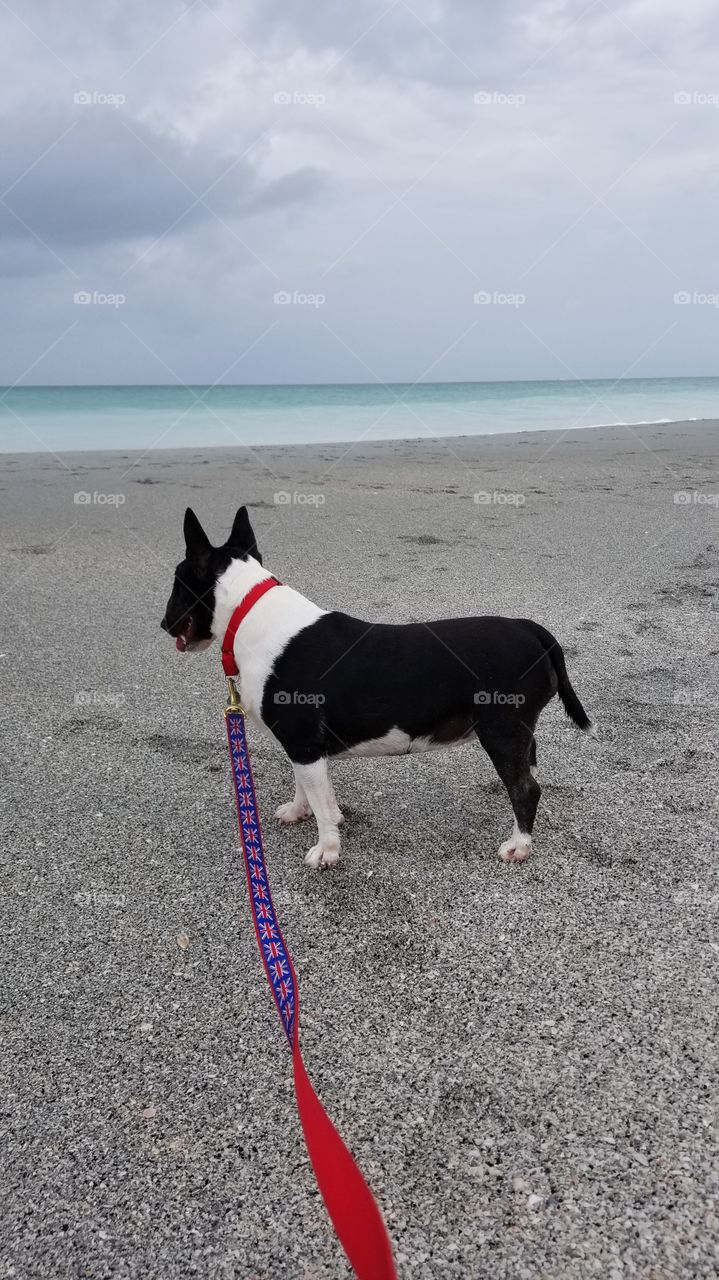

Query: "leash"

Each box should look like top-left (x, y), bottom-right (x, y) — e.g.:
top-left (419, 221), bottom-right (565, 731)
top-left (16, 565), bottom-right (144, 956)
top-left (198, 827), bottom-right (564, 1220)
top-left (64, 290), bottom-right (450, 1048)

top-left (223, 675), bottom-right (397, 1280)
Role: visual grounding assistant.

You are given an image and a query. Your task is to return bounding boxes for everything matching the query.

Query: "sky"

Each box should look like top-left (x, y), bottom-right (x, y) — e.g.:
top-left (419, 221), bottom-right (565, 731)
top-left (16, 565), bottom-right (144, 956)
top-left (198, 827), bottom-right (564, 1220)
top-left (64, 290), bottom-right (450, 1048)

top-left (1, 0), bottom-right (719, 386)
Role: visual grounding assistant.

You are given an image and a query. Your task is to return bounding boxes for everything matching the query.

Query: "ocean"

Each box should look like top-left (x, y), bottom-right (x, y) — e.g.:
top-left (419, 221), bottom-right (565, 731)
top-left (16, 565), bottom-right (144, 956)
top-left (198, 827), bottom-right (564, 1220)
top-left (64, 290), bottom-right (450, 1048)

top-left (1, 377), bottom-right (718, 453)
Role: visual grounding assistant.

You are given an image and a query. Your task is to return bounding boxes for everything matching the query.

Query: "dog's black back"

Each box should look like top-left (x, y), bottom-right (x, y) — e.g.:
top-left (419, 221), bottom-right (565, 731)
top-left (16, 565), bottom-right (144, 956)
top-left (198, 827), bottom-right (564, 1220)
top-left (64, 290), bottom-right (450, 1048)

top-left (263, 612), bottom-right (588, 764)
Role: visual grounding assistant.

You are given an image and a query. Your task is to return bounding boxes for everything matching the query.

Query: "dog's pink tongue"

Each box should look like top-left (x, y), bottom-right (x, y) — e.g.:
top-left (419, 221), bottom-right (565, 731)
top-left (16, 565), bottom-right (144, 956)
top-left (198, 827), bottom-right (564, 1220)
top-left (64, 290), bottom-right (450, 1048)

top-left (176, 635), bottom-right (188, 652)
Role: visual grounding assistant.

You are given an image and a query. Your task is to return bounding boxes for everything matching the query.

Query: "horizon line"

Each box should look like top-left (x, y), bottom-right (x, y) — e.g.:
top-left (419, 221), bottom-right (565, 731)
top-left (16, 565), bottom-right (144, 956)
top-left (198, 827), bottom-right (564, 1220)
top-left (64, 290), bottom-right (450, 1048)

top-left (1, 373), bottom-right (718, 391)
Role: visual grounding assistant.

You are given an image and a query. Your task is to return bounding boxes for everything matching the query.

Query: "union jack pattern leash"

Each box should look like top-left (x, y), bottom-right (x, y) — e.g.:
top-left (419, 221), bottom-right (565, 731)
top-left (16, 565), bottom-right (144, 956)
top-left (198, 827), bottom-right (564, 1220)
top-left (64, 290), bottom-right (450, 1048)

top-left (224, 684), bottom-right (397, 1280)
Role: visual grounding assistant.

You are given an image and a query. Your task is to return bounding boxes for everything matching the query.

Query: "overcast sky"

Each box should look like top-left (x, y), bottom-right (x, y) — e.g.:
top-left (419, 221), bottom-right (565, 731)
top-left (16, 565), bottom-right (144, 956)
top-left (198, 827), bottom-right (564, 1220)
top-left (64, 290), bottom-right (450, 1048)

top-left (1, 0), bottom-right (718, 386)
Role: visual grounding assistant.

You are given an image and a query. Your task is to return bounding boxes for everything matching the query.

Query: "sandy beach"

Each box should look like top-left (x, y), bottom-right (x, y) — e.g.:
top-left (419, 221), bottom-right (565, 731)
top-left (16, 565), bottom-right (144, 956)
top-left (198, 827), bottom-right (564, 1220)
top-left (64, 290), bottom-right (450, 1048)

top-left (3, 419), bottom-right (719, 1278)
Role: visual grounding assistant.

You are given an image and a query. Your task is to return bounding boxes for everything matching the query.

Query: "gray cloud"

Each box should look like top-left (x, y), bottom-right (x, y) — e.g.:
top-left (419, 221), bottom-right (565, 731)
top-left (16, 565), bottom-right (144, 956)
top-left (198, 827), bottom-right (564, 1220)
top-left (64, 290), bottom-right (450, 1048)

top-left (0, 0), bottom-right (718, 385)
top-left (0, 110), bottom-right (324, 257)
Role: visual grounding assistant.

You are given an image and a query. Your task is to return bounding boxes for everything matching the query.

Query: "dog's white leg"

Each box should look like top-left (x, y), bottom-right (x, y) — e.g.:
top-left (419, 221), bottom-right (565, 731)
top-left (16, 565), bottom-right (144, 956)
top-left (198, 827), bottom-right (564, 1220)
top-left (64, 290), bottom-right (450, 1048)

top-left (275, 766), bottom-right (312, 825)
top-left (498, 819), bottom-right (533, 864)
top-left (294, 759), bottom-right (343, 869)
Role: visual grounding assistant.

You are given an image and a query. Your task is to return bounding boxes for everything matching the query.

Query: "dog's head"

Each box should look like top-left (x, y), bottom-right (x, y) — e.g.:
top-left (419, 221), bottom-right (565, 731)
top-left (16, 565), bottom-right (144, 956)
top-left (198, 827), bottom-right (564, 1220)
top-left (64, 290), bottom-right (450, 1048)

top-left (160, 506), bottom-right (262, 652)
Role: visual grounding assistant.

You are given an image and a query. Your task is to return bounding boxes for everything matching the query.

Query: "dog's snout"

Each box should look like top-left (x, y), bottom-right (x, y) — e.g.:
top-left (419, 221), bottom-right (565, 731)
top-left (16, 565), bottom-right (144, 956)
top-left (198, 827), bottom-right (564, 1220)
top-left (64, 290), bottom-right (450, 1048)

top-left (160, 617), bottom-right (168, 632)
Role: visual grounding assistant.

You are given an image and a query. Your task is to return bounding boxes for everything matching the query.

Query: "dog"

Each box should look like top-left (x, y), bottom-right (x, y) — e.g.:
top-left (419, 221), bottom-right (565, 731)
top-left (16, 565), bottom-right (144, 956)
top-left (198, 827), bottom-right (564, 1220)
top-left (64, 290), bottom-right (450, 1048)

top-left (161, 506), bottom-right (592, 869)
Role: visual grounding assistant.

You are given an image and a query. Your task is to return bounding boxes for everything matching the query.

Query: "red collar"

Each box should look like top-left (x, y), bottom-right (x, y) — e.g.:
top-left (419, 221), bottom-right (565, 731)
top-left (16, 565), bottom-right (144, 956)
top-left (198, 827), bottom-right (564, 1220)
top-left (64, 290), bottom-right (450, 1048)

top-left (221, 576), bottom-right (281, 676)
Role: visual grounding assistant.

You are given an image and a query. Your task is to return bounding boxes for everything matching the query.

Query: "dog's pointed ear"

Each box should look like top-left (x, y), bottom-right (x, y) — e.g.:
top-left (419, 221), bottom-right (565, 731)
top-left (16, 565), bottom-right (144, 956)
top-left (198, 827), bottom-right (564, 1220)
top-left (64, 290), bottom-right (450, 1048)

top-left (226, 505), bottom-right (261, 562)
top-left (184, 507), bottom-right (211, 558)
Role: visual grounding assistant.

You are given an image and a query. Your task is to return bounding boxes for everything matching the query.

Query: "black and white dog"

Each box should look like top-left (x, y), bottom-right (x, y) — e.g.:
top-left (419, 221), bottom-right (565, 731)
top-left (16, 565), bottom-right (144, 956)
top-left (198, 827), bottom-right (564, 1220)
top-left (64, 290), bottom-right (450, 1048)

top-left (161, 507), bottom-right (592, 869)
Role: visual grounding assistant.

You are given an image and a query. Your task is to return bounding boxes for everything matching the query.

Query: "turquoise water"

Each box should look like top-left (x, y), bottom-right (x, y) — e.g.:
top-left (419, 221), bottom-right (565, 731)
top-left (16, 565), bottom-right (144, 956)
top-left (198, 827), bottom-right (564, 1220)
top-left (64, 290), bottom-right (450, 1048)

top-left (0, 378), bottom-right (718, 453)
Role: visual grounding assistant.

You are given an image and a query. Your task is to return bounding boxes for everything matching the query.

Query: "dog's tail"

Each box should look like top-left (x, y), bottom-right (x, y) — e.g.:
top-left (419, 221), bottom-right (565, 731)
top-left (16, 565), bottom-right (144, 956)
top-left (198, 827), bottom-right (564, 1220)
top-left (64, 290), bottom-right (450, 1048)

top-left (529, 622), bottom-right (594, 733)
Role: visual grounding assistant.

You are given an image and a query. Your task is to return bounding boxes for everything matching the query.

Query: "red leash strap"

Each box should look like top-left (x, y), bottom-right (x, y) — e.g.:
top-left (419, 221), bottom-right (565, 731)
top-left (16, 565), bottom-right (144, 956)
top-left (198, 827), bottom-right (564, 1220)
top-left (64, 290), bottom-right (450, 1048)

top-left (225, 701), bottom-right (397, 1280)
top-left (292, 1043), bottom-right (397, 1279)
top-left (222, 576), bottom-right (281, 676)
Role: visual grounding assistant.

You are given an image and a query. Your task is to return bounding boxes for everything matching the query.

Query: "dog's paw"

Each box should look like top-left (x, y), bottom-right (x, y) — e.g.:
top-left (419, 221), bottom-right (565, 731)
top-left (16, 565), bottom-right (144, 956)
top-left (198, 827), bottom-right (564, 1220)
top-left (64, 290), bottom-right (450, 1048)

top-left (305, 833), bottom-right (341, 870)
top-left (275, 799), bottom-right (311, 825)
top-left (498, 836), bottom-right (532, 864)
